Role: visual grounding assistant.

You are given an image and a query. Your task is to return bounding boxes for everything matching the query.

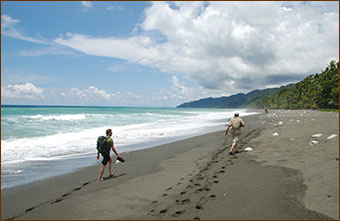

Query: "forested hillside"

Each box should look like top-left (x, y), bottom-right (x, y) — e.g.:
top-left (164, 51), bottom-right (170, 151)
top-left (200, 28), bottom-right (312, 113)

top-left (177, 61), bottom-right (339, 110)
top-left (252, 60), bottom-right (339, 109)
top-left (176, 88), bottom-right (278, 108)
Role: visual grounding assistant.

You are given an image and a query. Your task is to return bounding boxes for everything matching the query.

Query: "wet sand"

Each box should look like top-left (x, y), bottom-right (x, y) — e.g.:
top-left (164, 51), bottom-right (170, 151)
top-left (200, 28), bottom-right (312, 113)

top-left (1, 110), bottom-right (338, 220)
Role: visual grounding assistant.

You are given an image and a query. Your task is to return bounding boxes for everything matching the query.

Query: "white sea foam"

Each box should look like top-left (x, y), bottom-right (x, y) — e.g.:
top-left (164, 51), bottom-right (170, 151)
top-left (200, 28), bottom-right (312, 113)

top-left (23, 114), bottom-right (86, 121)
top-left (3, 169), bottom-right (24, 174)
top-left (2, 107), bottom-right (260, 189)
top-left (2, 108), bottom-right (258, 166)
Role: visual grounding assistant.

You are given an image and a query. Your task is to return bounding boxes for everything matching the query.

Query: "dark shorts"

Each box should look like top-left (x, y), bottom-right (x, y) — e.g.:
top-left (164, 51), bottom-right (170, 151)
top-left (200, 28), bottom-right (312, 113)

top-left (100, 152), bottom-right (111, 166)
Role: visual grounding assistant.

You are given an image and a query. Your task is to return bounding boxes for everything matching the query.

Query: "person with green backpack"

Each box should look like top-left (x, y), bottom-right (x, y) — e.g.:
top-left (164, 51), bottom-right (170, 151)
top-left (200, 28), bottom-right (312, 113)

top-left (96, 128), bottom-right (125, 181)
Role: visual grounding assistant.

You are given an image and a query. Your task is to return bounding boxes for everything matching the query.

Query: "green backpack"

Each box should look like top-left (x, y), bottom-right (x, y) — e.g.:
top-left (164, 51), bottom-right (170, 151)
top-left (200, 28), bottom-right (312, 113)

top-left (97, 136), bottom-right (109, 153)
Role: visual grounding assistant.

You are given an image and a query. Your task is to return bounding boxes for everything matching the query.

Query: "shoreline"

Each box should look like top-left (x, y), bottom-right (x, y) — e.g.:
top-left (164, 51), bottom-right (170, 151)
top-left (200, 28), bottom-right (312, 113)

top-left (1, 110), bottom-right (338, 220)
top-left (2, 107), bottom-right (259, 190)
top-left (1, 122), bottom-right (229, 190)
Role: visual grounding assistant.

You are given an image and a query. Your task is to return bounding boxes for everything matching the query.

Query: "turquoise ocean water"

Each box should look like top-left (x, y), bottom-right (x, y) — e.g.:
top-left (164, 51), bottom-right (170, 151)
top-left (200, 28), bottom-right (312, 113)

top-left (1, 105), bottom-right (258, 189)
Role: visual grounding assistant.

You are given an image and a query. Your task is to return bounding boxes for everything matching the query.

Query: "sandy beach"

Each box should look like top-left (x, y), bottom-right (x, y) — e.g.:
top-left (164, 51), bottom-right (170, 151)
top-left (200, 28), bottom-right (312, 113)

top-left (1, 110), bottom-right (338, 220)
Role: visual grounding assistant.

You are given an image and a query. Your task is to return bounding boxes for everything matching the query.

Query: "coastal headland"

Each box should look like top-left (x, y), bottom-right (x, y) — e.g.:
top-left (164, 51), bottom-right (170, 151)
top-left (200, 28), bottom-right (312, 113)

top-left (1, 110), bottom-right (338, 220)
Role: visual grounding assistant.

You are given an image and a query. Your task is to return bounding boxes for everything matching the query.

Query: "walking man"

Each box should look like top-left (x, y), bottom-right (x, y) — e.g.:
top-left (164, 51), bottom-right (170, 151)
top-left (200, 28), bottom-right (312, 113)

top-left (225, 112), bottom-right (245, 155)
top-left (97, 128), bottom-right (123, 181)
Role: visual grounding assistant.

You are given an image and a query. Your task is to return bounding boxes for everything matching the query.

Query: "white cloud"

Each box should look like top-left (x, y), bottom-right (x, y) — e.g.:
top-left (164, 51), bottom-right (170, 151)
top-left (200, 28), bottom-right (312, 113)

top-left (107, 64), bottom-right (123, 73)
top-left (1, 14), bottom-right (46, 44)
top-left (86, 86), bottom-right (112, 99)
top-left (54, 33), bottom-right (160, 63)
top-left (81, 1), bottom-right (93, 12)
top-left (171, 76), bottom-right (229, 101)
top-left (1, 83), bottom-right (44, 99)
top-left (58, 83), bottom-right (198, 107)
top-left (53, 2), bottom-right (338, 95)
top-left (280, 7), bottom-right (293, 12)
top-left (2, 79), bottom-right (227, 107)
top-left (1, 14), bottom-right (20, 28)
top-left (67, 86), bottom-right (112, 102)
top-left (19, 46), bottom-right (75, 57)
top-left (62, 86), bottom-right (176, 106)
top-left (1, 81), bottom-right (187, 106)
top-left (107, 5), bottom-right (124, 11)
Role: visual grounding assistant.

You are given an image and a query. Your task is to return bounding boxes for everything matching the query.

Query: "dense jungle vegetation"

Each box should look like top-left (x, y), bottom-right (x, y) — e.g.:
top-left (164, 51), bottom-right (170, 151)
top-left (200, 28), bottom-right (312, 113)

top-left (178, 61), bottom-right (339, 110)
top-left (252, 60), bottom-right (339, 109)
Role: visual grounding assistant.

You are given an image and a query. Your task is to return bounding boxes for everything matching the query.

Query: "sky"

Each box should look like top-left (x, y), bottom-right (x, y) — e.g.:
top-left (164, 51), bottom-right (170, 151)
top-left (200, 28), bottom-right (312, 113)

top-left (1, 1), bottom-right (339, 107)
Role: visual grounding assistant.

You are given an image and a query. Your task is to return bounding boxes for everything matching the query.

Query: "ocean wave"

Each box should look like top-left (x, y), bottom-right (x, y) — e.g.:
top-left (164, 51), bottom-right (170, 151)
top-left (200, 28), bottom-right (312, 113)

top-left (2, 109), bottom-right (259, 166)
top-left (23, 114), bottom-right (87, 121)
top-left (2, 169), bottom-right (24, 174)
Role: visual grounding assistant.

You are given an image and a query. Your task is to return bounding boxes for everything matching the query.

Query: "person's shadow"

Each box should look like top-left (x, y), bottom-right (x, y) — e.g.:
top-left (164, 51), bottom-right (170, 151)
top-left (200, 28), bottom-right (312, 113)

top-left (103, 173), bottom-right (127, 180)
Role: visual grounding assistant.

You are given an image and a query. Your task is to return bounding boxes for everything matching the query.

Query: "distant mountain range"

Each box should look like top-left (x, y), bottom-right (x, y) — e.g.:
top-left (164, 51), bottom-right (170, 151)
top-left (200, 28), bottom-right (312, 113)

top-left (177, 61), bottom-right (339, 110)
top-left (176, 87), bottom-right (281, 108)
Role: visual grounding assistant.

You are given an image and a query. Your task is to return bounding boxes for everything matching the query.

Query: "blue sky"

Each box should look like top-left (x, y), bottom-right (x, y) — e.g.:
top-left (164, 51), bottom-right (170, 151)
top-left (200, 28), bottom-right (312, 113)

top-left (1, 1), bottom-right (339, 107)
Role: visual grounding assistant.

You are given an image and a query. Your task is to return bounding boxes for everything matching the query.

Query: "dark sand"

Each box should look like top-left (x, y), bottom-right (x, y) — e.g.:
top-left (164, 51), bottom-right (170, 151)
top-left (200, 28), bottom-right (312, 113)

top-left (1, 110), bottom-right (338, 220)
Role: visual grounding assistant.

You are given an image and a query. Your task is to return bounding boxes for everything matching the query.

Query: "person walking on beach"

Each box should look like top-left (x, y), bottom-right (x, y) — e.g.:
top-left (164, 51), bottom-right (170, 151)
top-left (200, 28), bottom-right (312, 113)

top-left (225, 112), bottom-right (245, 155)
top-left (97, 129), bottom-right (123, 181)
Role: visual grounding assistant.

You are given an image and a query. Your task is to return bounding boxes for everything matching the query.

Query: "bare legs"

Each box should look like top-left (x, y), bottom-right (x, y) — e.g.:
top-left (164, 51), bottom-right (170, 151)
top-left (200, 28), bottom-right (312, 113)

top-left (229, 141), bottom-right (237, 154)
top-left (108, 158), bottom-right (114, 176)
top-left (98, 158), bottom-right (114, 181)
top-left (98, 164), bottom-right (105, 181)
